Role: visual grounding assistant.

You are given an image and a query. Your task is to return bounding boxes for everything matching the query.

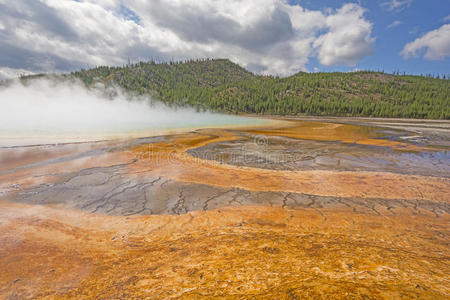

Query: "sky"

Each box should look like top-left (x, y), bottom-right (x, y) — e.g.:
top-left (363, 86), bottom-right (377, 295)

top-left (0, 0), bottom-right (449, 79)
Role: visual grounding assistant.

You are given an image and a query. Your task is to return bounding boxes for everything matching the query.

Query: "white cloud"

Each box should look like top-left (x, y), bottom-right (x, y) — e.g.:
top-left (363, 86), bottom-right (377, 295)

top-left (401, 24), bottom-right (450, 60)
top-left (313, 4), bottom-right (375, 66)
top-left (443, 15), bottom-right (450, 22)
top-left (388, 20), bottom-right (402, 28)
top-left (0, 0), bottom-right (375, 76)
top-left (381, 0), bottom-right (413, 12)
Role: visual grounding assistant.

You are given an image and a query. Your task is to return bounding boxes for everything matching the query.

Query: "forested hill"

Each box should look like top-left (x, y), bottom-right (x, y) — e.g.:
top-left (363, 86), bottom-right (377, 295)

top-left (72, 59), bottom-right (449, 119)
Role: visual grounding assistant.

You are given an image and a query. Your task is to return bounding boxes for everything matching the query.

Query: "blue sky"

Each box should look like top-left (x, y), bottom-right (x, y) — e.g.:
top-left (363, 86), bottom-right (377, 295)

top-left (0, 0), bottom-right (449, 78)
top-left (297, 0), bottom-right (450, 75)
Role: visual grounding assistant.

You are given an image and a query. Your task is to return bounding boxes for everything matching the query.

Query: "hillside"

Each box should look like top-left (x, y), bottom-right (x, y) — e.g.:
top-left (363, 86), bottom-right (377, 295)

top-left (70, 59), bottom-right (448, 119)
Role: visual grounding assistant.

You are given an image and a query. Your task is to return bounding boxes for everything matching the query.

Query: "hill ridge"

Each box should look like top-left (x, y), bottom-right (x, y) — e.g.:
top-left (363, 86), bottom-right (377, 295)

top-left (22, 59), bottom-right (450, 119)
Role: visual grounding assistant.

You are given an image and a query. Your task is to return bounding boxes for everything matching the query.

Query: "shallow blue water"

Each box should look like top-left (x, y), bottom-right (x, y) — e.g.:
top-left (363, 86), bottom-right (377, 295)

top-left (0, 113), bottom-right (267, 147)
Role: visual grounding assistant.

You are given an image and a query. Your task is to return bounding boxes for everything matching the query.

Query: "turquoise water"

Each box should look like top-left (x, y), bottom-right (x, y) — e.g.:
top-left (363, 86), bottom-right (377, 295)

top-left (0, 80), bottom-right (267, 146)
top-left (0, 113), bottom-right (267, 147)
top-left (0, 113), bottom-right (266, 135)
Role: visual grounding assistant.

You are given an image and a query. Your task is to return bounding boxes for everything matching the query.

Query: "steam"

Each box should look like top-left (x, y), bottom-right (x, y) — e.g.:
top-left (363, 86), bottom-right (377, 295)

top-left (0, 78), bottom-right (259, 146)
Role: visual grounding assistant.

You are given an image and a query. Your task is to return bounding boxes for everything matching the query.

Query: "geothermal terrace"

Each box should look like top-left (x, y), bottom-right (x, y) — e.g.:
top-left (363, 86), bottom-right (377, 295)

top-left (0, 118), bottom-right (449, 298)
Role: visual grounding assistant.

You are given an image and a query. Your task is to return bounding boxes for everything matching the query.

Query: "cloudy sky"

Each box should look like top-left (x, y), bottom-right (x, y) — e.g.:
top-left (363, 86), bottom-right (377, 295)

top-left (0, 0), bottom-right (449, 79)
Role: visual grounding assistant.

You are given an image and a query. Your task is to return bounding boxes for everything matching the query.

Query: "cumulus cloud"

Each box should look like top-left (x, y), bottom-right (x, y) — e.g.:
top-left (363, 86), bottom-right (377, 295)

top-left (313, 4), bottom-right (375, 66)
top-left (0, 0), bottom-right (375, 76)
top-left (381, 0), bottom-right (413, 12)
top-left (401, 24), bottom-right (450, 60)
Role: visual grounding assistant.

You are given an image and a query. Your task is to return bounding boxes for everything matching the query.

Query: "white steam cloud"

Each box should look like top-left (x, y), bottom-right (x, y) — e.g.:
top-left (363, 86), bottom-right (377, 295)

top-left (0, 79), bottom-right (260, 146)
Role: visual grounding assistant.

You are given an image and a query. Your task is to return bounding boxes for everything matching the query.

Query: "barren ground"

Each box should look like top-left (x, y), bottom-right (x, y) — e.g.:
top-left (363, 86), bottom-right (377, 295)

top-left (0, 117), bottom-right (449, 299)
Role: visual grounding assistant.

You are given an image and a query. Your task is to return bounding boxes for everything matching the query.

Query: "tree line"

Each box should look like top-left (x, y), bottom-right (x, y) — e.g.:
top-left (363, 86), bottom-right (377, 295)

top-left (71, 58), bottom-right (450, 119)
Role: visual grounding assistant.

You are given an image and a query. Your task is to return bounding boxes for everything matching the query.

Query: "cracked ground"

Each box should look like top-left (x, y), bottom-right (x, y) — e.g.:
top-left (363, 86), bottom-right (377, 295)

top-left (0, 118), bottom-right (449, 299)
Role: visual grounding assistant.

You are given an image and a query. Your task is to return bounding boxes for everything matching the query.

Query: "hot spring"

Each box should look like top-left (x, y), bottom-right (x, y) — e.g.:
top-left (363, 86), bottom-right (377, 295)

top-left (0, 79), bottom-right (266, 147)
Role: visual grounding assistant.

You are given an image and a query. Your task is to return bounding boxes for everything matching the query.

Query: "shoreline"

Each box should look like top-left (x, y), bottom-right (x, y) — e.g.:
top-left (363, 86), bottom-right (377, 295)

top-left (0, 115), bottom-right (281, 148)
top-left (3, 114), bottom-right (449, 148)
top-left (239, 112), bottom-right (450, 122)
